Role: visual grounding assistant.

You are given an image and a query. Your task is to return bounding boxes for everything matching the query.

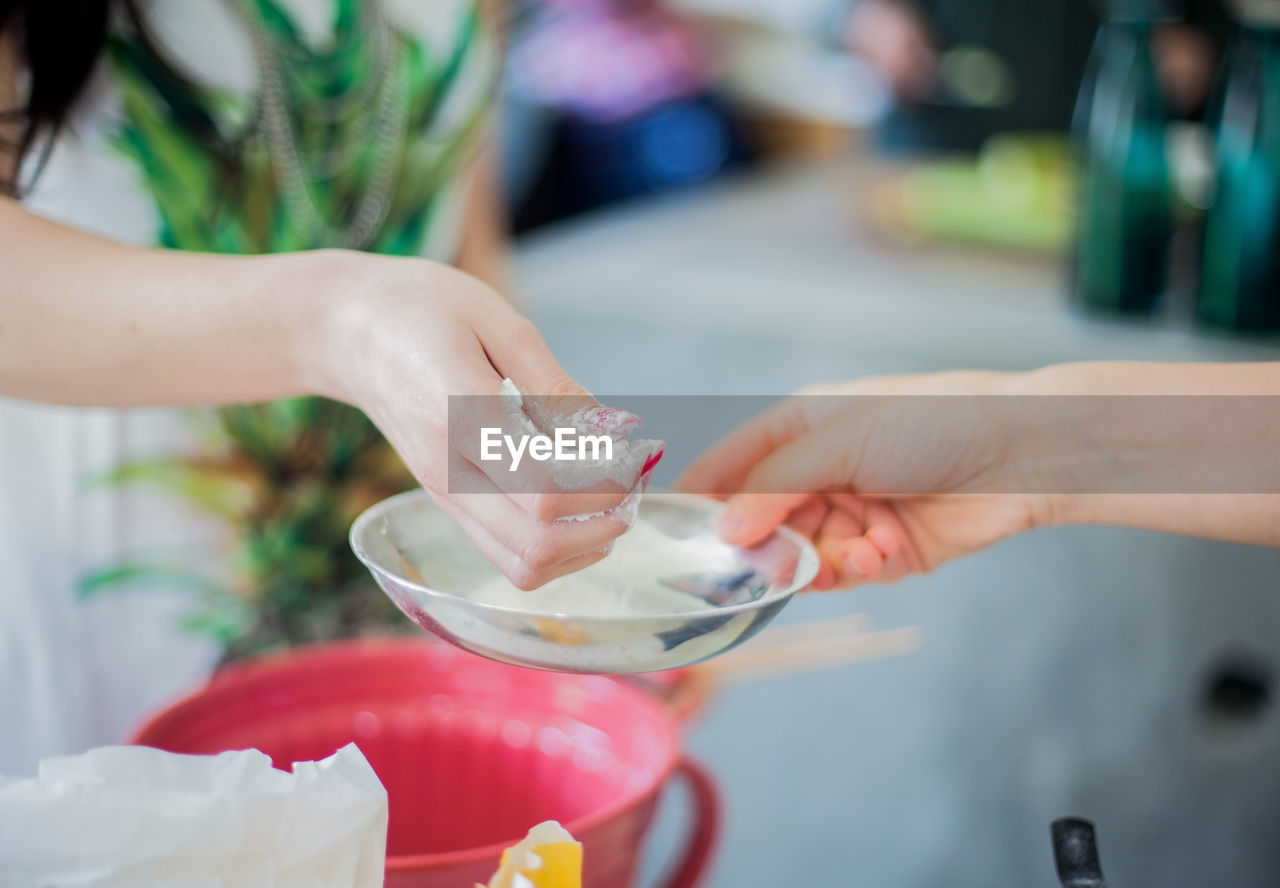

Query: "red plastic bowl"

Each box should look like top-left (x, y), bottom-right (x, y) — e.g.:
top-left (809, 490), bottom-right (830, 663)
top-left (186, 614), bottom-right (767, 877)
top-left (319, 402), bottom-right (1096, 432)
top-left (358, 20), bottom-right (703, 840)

top-left (130, 639), bottom-right (718, 888)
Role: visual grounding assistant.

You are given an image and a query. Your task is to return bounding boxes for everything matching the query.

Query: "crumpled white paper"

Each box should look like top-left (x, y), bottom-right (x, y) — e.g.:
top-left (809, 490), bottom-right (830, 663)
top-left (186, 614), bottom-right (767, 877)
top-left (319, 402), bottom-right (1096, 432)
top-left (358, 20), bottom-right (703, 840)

top-left (0, 743), bottom-right (387, 888)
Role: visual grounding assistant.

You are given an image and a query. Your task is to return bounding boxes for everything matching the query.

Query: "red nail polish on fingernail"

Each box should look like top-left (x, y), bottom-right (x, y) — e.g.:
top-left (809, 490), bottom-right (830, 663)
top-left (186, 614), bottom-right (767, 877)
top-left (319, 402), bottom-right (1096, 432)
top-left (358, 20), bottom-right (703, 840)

top-left (641, 444), bottom-right (665, 477)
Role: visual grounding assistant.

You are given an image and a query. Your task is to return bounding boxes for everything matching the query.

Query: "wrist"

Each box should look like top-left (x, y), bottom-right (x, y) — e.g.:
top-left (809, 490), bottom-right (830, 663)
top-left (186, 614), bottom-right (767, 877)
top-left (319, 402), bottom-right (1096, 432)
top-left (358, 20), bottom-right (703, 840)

top-left (283, 249), bottom-right (407, 405)
top-left (287, 249), bottom-right (358, 402)
top-left (284, 249), bottom-right (477, 408)
top-left (993, 363), bottom-right (1191, 530)
top-left (991, 367), bottom-right (1090, 531)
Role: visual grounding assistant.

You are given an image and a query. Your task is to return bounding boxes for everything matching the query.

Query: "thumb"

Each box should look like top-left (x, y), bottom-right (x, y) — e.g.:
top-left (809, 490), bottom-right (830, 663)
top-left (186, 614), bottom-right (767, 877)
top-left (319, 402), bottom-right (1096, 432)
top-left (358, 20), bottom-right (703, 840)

top-left (481, 316), bottom-right (652, 440)
top-left (483, 317), bottom-right (599, 420)
top-left (719, 423), bottom-right (860, 546)
top-left (479, 314), bottom-right (662, 488)
top-left (739, 420), bottom-right (859, 497)
top-left (719, 492), bottom-right (815, 547)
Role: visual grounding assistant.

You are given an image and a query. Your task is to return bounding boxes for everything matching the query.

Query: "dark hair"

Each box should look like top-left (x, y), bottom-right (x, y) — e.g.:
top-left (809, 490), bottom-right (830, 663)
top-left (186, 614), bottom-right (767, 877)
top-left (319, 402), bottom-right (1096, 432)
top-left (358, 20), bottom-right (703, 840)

top-left (0, 0), bottom-right (115, 195)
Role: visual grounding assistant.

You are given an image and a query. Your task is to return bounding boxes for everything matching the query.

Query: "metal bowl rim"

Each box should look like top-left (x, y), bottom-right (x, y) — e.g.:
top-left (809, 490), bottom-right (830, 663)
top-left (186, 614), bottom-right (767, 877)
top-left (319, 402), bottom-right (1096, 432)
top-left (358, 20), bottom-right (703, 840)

top-left (349, 488), bottom-right (819, 624)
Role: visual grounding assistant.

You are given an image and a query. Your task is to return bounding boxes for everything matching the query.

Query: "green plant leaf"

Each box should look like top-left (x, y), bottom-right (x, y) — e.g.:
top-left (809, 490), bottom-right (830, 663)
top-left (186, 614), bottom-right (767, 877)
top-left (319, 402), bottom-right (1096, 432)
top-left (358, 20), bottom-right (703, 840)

top-left (93, 458), bottom-right (255, 520)
top-left (100, 1), bottom-right (493, 657)
top-left (78, 562), bottom-right (228, 599)
top-left (179, 597), bottom-right (252, 647)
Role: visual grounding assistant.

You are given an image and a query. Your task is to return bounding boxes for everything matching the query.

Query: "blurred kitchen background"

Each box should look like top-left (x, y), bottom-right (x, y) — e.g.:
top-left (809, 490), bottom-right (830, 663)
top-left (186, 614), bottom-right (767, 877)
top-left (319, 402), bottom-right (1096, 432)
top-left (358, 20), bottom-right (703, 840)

top-left (493, 0), bottom-right (1280, 885)
top-left (46, 0), bottom-right (1278, 885)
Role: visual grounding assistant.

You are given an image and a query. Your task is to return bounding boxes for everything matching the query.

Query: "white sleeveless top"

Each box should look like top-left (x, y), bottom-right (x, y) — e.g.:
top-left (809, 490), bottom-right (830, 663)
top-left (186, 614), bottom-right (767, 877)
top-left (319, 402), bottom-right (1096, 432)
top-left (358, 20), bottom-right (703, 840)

top-left (1, 0), bottom-right (495, 775)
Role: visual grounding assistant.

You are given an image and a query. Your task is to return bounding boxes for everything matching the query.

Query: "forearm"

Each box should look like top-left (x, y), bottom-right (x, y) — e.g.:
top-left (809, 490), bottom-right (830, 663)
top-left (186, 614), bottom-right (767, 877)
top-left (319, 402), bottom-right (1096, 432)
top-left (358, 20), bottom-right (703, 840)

top-left (0, 197), bottom-right (650, 588)
top-left (454, 144), bottom-right (512, 296)
top-left (0, 198), bottom-right (345, 408)
top-left (1007, 361), bottom-right (1280, 546)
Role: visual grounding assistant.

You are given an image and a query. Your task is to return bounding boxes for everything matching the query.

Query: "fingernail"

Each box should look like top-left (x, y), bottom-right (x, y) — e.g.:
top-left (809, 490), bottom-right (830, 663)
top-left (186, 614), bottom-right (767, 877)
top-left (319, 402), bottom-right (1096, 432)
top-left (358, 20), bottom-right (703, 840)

top-left (640, 442), bottom-right (665, 477)
top-left (844, 554), bottom-right (867, 578)
top-left (718, 503), bottom-right (745, 538)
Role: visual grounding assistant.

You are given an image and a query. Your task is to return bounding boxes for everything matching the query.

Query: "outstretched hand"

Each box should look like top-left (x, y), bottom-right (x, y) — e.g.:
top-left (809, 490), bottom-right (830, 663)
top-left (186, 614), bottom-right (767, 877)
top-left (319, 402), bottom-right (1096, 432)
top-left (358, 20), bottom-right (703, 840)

top-left (675, 372), bottom-right (1043, 590)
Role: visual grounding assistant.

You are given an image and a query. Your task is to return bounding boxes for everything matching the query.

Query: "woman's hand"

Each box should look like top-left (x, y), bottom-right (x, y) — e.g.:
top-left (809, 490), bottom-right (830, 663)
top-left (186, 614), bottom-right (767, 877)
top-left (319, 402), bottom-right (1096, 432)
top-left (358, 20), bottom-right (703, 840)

top-left (675, 371), bottom-right (1046, 590)
top-left (0, 198), bottom-right (656, 590)
top-left (301, 251), bottom-right (661, 590)
top-left (678, 363), bottom-right (1280, 590)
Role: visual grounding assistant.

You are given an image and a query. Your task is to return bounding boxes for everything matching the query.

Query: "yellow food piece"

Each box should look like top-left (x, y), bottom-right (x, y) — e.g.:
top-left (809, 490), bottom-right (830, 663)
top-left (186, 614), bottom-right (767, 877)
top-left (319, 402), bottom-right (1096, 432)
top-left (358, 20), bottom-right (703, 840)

top-left (481, 822), bottom-right (583, 888)
top-left (535, 618), bottom-right (589, 646)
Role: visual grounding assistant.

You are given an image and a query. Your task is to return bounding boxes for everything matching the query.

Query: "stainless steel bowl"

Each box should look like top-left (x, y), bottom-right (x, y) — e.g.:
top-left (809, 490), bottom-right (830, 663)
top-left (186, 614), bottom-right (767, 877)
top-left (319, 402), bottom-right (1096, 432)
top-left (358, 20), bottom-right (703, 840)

top-left (350, 490), bottom-right (819, 673)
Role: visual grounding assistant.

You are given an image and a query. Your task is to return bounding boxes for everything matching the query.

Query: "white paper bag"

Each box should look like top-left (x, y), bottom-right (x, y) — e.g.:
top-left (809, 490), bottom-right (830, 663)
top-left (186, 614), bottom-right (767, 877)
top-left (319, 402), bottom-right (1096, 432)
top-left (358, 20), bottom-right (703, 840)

top-left (0, 743), bottom-right (387, 888)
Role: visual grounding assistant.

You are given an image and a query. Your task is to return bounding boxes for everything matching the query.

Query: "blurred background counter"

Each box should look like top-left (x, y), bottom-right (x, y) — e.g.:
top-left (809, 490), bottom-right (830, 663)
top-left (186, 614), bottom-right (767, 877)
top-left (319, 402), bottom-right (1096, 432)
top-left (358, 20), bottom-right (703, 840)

top-left (514, 153), bottom-right (1280, 888)
top-left (518, 153), bottom-right (1279, 390)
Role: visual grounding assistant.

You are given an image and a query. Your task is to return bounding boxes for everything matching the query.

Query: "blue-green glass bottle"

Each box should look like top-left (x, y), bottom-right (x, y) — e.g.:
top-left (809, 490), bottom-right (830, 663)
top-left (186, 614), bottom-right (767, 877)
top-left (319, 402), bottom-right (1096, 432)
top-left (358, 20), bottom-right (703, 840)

top-left (1073, 1), bottom-right (1175, 313)
top-left (1198, 19), bottom-right (1280, 331)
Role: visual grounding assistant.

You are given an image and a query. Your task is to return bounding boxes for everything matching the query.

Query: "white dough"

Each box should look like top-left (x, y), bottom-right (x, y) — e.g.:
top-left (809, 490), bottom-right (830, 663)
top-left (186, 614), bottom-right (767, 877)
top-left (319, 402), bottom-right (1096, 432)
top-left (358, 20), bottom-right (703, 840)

top-left (496, 378), bottom-right (662, 496)
top-left (461, 520), bottom-right (720, 618)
